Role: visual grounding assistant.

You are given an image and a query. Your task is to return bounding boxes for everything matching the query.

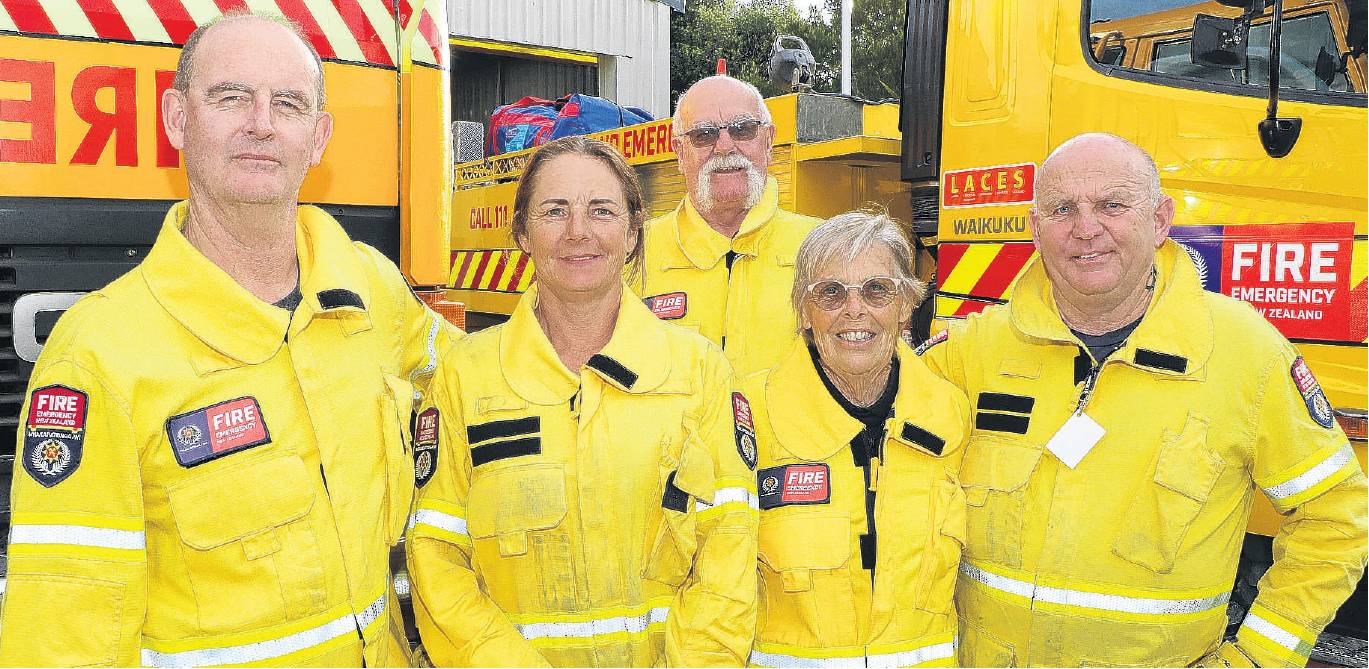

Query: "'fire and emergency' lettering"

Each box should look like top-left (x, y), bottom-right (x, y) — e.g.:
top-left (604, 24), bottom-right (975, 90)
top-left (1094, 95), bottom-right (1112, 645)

top-left (1, 58), bottom-right (179, 168)
top-left (599, 121), bottom-right (673, 160)
top-left (165, 397), bottom-right (272, 467)
top-left (1171, 222), bottom-right (1361, 342)
top-left (757, 463), bottom-right (830, 509)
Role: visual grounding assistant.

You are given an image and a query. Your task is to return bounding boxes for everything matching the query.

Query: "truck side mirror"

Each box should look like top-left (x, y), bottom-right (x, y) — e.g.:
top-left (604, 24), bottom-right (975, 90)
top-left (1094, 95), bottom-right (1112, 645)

top-left (1191, 14), bottom-right (1248, 69)
top-left (1314, 46), bottom-right (1346, 88)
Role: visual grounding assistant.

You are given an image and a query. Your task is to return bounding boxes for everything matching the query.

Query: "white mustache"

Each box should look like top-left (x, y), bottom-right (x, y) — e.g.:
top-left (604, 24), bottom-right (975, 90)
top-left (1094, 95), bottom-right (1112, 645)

top-left (702, 154), bottom-right (754, 175)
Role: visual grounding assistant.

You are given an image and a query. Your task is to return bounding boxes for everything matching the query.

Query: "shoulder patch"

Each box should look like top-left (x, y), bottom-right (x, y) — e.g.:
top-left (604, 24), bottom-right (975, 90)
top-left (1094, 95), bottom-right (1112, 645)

top-left (1290, 357), bottom-right (1335, 429)
top-left (165, 397), bottom-right (272, 467)
top-left (644, 292), bottom-right (688, 320)
top-left (413, 408), bottom-right (440, 487)
top-left (757, 463), bottom-right (830, 509)
top-left (914, 329), bottom-right (948, 356)
top-left (24, 385), bottom-right (87, 487)
top-left (732, 392), bottom-right (757, 470)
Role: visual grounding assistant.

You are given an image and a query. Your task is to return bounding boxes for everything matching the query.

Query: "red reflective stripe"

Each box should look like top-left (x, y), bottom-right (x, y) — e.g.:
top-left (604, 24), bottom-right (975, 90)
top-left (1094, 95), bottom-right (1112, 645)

top-left (271, 0), bottom-right (336, 59)
top-left (145, 0), bottom-right (196, 43)
top-left (0, 0), bottom-right (56, 34)
top-left (484, 251), bottom-right (510, 290)
top-left (953, 299), bottom-right (991, 318)
top-left (415, 8), bottom-right (442, 64)
top-left (452, 251), bottom-right (474, 287)
top-left (937, 242), bottom-right (969, 279)
top-left (329, 0), bottom-right (392, 66)
top-left (967, 244), bottom-right (1034, 299)
top-left (466, 251), bottom-right (492, 290)
top-left (211, 0), bottom-right (247, 13)
top-left (74, 0), bottom-right (134, 40)
top-left (504, 254), bottom-right (529, 291)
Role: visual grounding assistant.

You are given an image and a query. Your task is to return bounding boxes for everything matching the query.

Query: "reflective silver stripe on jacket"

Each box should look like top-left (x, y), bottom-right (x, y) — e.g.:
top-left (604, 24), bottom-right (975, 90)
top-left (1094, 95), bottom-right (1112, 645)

top-left (1263, 444), bottom-right (1354, 501)
top-left (960, 562), bottom-right (1229, 615)
top-left (408, 508), bottom-right (469, 536)
top-left (696, 486), bottom-right (760, 512)
top-left (10, 524), bottom-right (145, 550)
top-left (1242, 613), bottom-right (1313, 655)
top-left (749, 640), bottom-right (956, 668)
top-left (140, 592), bottom-right (386, 667)
top-left (516, 606), bottom-right (669, 640)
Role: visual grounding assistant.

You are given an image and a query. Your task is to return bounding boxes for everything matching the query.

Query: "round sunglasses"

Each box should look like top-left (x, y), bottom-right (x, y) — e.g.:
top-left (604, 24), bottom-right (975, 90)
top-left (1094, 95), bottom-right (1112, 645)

top-left (805, 277), bottom-right (904, 310)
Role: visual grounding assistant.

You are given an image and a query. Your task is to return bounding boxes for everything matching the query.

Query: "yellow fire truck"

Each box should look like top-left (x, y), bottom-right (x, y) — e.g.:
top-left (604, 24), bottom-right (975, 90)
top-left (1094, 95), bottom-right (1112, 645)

top-left (0, 0), bottom-right (453, 626)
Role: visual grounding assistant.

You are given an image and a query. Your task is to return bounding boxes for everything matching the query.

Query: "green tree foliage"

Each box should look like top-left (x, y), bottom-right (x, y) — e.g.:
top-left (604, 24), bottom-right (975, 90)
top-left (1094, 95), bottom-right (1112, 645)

top-left (670, 0), bottom-right (905, 110)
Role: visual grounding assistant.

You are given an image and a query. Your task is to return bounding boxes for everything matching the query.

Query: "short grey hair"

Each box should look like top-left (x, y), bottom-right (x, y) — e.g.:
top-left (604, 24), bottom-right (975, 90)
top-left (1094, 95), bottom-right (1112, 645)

top-left (174, 10), bottom-right (327, 109)
top-left (791, 208), bottom-right (927, 342)
top-left (672, 75), bottom-right (773, 129)
top-left (1041, 132), bottom-right (1162, 206)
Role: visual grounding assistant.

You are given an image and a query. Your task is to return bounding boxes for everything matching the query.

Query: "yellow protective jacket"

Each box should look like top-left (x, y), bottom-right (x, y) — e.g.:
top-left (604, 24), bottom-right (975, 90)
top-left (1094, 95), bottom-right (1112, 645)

top-left (0, 202), bottom-right (456, 667)
top-left (406, 283), bottom-right (759, 667)
top-left (920, 240), bottom-right (1368, 668)
top-left (636, 177), bottom-right (822, 377)
top-left (742, 339), bottom-right (969, 668)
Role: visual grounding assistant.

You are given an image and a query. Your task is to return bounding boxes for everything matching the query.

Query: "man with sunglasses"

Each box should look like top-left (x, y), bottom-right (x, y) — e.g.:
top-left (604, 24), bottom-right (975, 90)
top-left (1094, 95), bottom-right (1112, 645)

top-left (635, 75), bottom-right (821, 377)
top-left (918, 133), bottom-right (1366, 667)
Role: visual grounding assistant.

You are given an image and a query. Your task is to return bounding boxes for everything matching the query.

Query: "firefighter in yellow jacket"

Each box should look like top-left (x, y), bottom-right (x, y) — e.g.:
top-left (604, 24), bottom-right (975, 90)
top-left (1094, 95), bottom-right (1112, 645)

top-left (406, 137), bottom-right (758, 667)
top-left (920, 134), bottom-right (1368, 667)
top-left (0, 14), bottom-right (454, 667)
top-left (635, 75), bottom-right (821, 377)
top-left (744, 211), bottom-right (969, 668)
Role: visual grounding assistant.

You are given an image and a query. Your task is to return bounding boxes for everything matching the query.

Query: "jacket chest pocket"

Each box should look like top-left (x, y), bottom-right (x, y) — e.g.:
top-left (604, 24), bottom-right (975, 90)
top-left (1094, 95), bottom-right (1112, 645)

top-left (959, 439), bottom-right (1041, 569)
top-left (757, 511), bottom-right (855, 638)
top-left (380, 374), bottom-right (416, 547)
top-left (467, 464), bottom-right (571, 610)
top-left (910, 474), bottom-right (966, 614)
top-left (167, 452), bottom-right (327, 633)
top-left (1112, 412), bottom-right (1223, 573)
top-left (641, 434), bottom-right (707, 589)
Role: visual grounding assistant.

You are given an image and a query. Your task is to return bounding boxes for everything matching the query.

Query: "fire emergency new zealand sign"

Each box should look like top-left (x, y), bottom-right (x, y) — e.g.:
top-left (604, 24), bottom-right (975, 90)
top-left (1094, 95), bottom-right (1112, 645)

top-left (1171, 222), bottom-right (1364, 343)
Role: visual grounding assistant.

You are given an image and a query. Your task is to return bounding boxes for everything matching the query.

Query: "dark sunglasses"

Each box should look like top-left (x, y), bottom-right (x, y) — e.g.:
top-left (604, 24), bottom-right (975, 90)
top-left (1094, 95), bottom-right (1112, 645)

top-left (806, 277), bottom-right (904, 310)
top-left (679, 119), bottom-right (766, 148)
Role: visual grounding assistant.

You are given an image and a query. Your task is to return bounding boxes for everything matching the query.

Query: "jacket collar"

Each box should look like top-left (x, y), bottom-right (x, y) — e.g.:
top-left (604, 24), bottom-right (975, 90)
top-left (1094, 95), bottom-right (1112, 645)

top-left (767, 338), bottom-right (956, 461)
top-left (1008, 239), bottom-right (1213, 379)
top-left (141, 202), bottom-right (372, 373)
top-left (500, 283), bottom-right (672, 405)
top-left (668, 176), bottom-right (781, 270)
top-left (765, 338), bottom-right (863, 461)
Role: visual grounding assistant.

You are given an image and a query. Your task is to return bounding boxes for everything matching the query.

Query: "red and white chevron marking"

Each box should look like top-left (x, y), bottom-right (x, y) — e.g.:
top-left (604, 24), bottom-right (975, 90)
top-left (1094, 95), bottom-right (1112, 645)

top-left (0, 0), bottom-right (446, 67)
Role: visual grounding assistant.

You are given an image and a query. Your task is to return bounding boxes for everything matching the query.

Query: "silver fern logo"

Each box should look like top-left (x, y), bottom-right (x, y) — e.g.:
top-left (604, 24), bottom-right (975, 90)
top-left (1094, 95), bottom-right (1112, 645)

top-left (1178, 242), bottom-right (1209, 288)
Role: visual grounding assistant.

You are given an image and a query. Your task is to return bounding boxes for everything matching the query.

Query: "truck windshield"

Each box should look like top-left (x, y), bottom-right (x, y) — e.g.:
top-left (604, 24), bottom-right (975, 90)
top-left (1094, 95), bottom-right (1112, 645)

top-left (1087, 0), bottom-right (1366, 97)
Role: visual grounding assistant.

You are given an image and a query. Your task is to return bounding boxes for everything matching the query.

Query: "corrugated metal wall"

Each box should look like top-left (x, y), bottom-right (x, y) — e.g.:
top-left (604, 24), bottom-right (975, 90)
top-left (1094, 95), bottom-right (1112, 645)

top-left (449, 0), bottom-right (672, 118)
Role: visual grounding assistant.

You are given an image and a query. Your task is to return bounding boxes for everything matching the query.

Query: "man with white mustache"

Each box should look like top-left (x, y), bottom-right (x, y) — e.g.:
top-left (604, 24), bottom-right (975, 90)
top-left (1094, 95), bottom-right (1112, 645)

top-left (635, 75), bottom-right (821, 378)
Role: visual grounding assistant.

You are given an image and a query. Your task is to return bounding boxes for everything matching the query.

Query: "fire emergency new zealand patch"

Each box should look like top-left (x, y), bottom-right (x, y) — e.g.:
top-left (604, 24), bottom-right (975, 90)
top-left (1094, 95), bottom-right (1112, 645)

top-left (757, 463), bottom-right (830, 509)
top-left (1290, 357), bottom-right (1335, 429)
top-left (23, 385), bottom-right (87, 487)
top-left (165, 397), bottom-right (272, 467)
top-left (732, 392), bottom-right (757, 470)
top-left (414, 408), bottom-right (440, 487)
top-left (644, 292), bottom-right (688, 320)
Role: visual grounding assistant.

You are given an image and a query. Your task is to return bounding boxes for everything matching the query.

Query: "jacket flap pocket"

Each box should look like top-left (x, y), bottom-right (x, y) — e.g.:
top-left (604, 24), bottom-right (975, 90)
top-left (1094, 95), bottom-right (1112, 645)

top-left (759, 511), bottom-right (850, 572)
top-left (169, 453), bottom-right (315, 550)
top-left (1154, 413), bottom-right (1220, 502)
top-left (960, 441), bottom-right (1042, 493)
top-left (672, 432), bottom-right (716, 501)
top-left (467, 463), bottom-right (567, 539)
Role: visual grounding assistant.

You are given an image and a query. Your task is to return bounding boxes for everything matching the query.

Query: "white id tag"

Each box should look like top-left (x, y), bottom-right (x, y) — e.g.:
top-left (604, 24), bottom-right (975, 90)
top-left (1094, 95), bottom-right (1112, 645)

top-left (1044, 411), bottom-right (1105, 469)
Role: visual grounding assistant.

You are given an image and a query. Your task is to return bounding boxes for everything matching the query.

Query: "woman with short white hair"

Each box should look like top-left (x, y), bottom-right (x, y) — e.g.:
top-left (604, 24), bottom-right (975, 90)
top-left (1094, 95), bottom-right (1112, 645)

top-left (738, 209), bottom-right (970, 667)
